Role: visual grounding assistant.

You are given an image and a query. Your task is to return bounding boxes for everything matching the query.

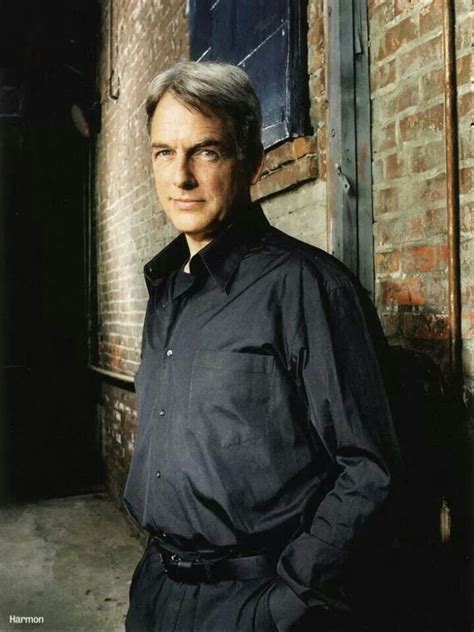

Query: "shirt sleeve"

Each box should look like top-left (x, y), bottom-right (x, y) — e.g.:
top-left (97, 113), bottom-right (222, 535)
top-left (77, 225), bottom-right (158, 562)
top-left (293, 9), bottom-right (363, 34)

top-left (268, 264), bottom-right (401, 631)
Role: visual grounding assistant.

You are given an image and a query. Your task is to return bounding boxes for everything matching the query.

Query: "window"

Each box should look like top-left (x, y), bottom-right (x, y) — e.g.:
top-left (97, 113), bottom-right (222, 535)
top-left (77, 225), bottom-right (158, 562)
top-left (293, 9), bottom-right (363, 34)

top-left (189, 0), bottom-right (310, 148)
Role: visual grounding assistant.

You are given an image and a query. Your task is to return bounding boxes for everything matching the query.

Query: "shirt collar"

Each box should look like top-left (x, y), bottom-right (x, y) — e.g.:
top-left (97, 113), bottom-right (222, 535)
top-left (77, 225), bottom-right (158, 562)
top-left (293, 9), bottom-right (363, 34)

top-left (144, 202), bottom-right (270, 294)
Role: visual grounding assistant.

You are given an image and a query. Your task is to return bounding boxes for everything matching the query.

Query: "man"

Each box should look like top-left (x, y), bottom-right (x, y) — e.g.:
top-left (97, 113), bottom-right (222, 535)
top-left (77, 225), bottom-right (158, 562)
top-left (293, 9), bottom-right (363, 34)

top-left (123, 61), bottom-right (400, 632)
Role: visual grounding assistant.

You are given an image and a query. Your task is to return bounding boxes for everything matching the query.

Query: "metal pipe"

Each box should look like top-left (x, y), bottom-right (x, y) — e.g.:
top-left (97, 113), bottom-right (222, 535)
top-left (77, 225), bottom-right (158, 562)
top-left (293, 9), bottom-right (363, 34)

top-left (443, 0), bottom-right (462, 389)
top-left (108, 0), bottom-right (119, 99)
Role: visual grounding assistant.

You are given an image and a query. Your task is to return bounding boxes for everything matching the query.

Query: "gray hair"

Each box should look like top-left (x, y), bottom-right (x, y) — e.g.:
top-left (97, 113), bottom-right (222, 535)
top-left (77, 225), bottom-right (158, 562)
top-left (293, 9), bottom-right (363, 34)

top-left (145, 61), bottom-right (263, 167)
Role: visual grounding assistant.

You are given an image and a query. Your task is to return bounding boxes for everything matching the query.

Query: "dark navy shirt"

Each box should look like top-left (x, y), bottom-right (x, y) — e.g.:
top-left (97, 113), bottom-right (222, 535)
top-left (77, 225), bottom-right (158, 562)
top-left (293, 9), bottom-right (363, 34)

top-left (123, 202), bottom-right (400, 614)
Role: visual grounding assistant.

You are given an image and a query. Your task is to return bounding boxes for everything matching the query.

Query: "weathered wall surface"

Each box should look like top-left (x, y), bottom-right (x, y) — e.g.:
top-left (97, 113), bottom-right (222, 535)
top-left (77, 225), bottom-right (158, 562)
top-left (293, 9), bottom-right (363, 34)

top-left (95, 0), bottom-right (328, 505)
top-left (368, 0), bottom-right (472, 399)
top-left (96, 0), bottom-right (189, 379)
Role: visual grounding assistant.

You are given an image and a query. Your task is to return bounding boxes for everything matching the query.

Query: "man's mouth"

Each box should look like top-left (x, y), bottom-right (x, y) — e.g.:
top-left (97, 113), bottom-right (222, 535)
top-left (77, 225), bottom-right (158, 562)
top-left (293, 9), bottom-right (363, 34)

top-left (171, 198), bottom-right (204, 208)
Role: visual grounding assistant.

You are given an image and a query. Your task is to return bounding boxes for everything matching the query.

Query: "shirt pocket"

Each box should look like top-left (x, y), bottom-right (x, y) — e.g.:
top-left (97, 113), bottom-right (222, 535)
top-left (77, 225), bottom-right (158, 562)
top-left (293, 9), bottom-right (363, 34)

top-left (188, 350), bottom-right (274, 447)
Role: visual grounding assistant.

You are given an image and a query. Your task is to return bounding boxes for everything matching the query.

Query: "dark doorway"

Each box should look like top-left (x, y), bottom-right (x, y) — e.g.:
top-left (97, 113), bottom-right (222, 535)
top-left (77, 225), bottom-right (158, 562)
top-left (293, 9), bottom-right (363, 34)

top-left (0, 0), bottom-right (101, 502)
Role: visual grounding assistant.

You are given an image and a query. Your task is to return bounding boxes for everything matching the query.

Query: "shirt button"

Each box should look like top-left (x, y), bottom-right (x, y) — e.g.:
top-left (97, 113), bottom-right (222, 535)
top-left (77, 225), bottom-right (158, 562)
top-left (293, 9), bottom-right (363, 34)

top-left (161, 302), bottom-right (167, 308)
top-left (159, 409), bottom-right (166, 417)
top-left (156, 471), bottom-right (161, 478)
top-left (166, 349), bottom-right (173, 357)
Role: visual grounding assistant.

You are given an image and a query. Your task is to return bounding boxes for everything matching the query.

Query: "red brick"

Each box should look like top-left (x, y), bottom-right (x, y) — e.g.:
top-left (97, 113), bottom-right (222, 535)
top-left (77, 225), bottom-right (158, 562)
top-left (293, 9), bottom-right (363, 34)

top-left (308, 104), bottom-right (321, 136)
top-left (402, 313), bottom-right (449, 341)
top-left (410, 208), bottom-right (447, 238)
top-left (373, 122), bottom-right (396, 152)
top-left (375, 250), bottom-right (401, 274)
top-left (402, 244), bottom-right (449, 272)
top-left (456, 15), bottom-right (472, 50)
top-left (462, 284), bottom-right (474, 308)
top-left (401, 312), bottom-right (449, 340)
top-left (420, 68), bottom-right (443, 101)
top-left (376, 16), bottom-right (418, 61)
top-left (462, 312), bottom-right (474, 339)
top-left (371, 59), bottom-right (396, 91)
top-left (458, 91), bottom-right (473, 119)
top-left (394, 0), bottom-right (416, 16)
top-left (374, 186), bottom-right (399, 214)
top-left (385, 152), bottom-right (407, 179)
top-left (419, 0), bottom-right (443, 36)
top-left (397, 80), bottom-right (419, 111)
top-left (410, 140), bottom-right (445, 173)
top-left (385, 80), bottom-right (419, 117)
top-left (399, 103), bottom-right (444, 142)
top-left (374, 216), bottom-right (405, 247)
top-left (369, 2), bottom-right (396, 30)
top-left (460, 134), bottom-right (474, 161)
top-left (398, 36), bottom-right (443, 78)
top-left (457, 54), bottom-right (471, 86)
top-left (372, 158), bottom-right (384, 182)
top-left (423, 275), bottom-right (448, 308)
top-left (265, 143), bottom-right (295, 172)
top-left (418, 172), bottom-right (446, 205)
top-left (380, 277), bottom-right (425, 306)
top-left (292, 136), bottom-right (318, 159)
top-left (461, 203), bottom-right (473, 233)
top-left (307, 9), bottom-right (325, 52)
top-left (460, 166), bottom-right (473, 195)
top-left (252, 155), bottom-right (318, 201)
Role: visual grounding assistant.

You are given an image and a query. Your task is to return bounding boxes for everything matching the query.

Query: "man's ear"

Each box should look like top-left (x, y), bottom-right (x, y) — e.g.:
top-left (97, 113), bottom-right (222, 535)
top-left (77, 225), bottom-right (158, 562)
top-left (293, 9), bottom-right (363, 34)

top-left (249, 145), bottom-right (265, 185)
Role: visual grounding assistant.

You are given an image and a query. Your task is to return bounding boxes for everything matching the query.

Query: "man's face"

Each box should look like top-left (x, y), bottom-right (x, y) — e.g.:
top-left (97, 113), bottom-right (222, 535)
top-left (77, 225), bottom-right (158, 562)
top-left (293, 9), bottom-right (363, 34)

top-left (149, 91), bottom-right (259, 244)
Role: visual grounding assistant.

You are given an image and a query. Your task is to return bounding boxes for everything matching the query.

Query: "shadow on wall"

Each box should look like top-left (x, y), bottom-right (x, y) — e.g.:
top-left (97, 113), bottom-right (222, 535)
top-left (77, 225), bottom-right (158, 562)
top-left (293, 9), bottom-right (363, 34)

top-left (381, 345), bottom-right (470, 632)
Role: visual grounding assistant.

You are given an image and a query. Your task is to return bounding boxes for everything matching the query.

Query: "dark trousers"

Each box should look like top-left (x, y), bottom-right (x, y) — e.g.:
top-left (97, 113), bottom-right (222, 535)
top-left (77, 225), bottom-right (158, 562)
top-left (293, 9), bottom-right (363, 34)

top-left (125, 540), bottom-right (366, 632)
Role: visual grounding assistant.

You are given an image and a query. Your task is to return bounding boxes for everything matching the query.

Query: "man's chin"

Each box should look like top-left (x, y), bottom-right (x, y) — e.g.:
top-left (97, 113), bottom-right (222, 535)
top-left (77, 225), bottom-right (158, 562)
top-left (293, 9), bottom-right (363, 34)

top-left (170, 216), bottom-right (230, 240)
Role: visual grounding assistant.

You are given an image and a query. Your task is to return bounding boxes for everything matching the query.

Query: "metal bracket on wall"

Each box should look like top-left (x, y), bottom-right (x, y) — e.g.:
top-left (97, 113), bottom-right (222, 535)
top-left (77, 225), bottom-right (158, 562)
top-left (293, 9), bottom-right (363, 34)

top-left (335, 163), bottom-right (354, 196)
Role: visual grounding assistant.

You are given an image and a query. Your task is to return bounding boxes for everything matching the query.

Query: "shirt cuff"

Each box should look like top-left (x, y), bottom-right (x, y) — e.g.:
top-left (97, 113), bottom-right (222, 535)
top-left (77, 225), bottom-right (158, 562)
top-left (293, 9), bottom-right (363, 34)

top-left (267, 578), bottom-right (309, 632)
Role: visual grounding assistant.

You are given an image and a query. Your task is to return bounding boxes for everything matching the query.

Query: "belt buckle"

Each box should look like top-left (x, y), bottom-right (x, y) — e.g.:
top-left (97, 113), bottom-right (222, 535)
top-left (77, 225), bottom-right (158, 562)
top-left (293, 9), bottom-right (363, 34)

top-left (164, 556), bottom-right (196, 584)
top-left (166, 556), bottom-right (217, 584)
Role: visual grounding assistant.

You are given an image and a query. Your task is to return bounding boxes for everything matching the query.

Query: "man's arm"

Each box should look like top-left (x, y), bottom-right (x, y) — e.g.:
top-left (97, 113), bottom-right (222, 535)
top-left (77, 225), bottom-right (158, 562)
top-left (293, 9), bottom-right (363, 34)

top-left (269, 264), bottom-right (401, 631)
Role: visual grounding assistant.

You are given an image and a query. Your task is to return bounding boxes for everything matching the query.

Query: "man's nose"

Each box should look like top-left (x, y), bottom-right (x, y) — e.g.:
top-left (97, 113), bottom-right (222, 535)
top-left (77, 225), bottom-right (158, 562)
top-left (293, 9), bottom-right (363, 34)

top-left (173, 155), bottom-right (197, 190)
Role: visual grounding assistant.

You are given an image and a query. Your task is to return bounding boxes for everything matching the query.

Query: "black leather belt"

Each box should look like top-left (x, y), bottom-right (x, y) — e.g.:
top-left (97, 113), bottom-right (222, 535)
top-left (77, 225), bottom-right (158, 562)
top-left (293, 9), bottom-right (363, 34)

top-left (151, 537), bottom-right (278, 584)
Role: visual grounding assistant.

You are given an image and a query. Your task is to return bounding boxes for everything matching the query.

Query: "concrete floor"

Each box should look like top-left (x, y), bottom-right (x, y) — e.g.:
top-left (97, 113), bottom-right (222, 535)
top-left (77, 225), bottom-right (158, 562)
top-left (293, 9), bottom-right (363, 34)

top-left (0, 493), bottom-right (145, 632)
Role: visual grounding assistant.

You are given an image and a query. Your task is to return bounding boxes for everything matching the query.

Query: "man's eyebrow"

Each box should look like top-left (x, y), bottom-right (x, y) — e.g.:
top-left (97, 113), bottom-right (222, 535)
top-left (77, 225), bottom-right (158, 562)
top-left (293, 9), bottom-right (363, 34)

top-left (150, 142), bottom-right (171, 149)
top-left (191, 138), bottom-right (227, 151)
top-left (150, 138), bottom-right (230, 151)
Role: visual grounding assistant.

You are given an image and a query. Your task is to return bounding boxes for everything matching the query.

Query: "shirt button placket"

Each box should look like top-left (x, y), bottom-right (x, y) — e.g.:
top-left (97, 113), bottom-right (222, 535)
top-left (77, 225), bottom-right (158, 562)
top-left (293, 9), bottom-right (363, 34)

top-left (157, 350), bottom-right (173, 420)
top-left (154, 345), bottom-right (174, 485)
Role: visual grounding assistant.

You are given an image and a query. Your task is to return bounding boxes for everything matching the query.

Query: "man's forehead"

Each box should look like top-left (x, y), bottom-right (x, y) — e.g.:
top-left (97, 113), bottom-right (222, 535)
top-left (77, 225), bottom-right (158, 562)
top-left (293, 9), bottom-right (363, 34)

top-left (150, 91), bottom-right (233, 142)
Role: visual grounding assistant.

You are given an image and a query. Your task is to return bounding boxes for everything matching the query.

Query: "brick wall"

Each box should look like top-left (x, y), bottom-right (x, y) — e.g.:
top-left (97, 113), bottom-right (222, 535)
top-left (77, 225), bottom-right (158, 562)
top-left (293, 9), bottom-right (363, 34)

top-left (369, 0), bottom-right (473, 407)
top-left (96, 0), bottom-right (189, 380)
top-left (95, 0), bottom-right (327, 509)
top-left (97, 384), bottom-right (137, 505)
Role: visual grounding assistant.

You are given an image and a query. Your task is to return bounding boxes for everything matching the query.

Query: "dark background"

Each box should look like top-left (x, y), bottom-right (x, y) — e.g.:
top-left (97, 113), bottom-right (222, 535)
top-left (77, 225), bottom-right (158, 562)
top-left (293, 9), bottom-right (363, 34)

top-left (0, 0), bottom-right (101, 501)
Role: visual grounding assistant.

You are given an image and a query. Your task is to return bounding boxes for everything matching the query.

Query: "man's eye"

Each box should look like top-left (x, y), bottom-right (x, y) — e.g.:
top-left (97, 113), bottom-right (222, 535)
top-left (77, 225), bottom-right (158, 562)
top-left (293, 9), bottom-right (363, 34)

top-left (196, 149), bottom-right (219, 160)
top-left (153, 149), bottom-right (172, 159)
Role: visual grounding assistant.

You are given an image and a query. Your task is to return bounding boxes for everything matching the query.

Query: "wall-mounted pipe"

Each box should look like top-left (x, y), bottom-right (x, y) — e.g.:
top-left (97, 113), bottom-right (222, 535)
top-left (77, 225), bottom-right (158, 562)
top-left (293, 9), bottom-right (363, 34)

top-left (443, 0), bottom-right (462, 391)
top-left (108, 0), bottom-right (120, 99)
